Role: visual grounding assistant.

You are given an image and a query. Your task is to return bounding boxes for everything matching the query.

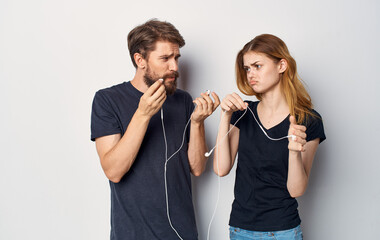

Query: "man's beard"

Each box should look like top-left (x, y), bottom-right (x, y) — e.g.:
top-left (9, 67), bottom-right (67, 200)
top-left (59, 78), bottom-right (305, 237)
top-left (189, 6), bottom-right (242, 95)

top-left (143, 67), bottom-right (179, 96)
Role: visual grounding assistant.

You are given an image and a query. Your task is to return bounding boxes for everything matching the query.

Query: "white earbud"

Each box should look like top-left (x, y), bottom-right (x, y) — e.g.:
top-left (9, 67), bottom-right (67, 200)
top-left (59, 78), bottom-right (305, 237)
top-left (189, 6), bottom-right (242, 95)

top-left (206, 90), bottom-right (211, 96)
top-left (204, 149), bottom-right (214, 157)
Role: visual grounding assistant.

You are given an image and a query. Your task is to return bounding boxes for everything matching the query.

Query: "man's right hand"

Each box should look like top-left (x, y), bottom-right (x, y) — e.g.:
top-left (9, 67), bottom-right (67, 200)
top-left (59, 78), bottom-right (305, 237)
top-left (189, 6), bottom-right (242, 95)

top-left (137, 79), bottom-right (167, 118)
top-left (96, 79), bottom-right (167, 183)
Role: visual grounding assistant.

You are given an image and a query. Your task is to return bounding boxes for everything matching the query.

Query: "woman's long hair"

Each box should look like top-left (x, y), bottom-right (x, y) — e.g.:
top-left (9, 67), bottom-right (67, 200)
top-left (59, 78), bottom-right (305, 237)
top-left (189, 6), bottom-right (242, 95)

top-left (236, 34), bottom-right (314, 124)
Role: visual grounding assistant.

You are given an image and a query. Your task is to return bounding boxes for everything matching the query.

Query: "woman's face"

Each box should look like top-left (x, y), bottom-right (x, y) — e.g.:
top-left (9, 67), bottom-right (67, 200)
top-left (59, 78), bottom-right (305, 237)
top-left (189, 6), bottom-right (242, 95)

top-left (243, 51), bottom-right (285, 94)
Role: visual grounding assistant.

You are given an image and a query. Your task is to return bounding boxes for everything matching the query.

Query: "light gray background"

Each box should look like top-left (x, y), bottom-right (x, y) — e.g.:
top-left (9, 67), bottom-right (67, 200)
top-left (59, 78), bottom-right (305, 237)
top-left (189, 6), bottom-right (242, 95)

top-left (1, 0), bottom-right (379, 239)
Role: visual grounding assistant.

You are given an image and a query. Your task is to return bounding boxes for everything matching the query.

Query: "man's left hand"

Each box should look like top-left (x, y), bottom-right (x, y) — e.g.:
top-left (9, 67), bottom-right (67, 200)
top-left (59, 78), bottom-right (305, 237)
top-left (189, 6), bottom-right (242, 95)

top-left (191, 91), bottom-right (220, 123)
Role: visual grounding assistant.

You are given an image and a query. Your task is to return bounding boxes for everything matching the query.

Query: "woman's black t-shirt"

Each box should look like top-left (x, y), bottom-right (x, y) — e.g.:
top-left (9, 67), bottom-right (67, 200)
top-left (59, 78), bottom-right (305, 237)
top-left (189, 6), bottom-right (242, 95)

top-left (229, 101), bottom-right (326, 231)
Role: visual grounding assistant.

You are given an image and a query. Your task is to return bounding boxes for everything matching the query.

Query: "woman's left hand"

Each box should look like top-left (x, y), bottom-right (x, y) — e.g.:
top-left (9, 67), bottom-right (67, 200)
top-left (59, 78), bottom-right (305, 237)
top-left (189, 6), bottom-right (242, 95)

top-left (288, 116), bottom-right (307, 152)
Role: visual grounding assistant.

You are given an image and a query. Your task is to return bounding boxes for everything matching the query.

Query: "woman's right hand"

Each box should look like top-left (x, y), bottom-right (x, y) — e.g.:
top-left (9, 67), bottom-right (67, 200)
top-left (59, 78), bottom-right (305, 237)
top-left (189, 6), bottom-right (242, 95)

top-left (220, 92), bottom-right (248, 115)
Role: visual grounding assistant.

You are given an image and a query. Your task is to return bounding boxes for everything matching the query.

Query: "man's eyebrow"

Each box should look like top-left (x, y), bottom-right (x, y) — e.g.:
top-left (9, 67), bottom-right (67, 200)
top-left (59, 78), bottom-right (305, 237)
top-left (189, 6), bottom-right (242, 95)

top-left (159, 53), bottom-right (172, 57)
top-left (159, 53), bottom-right (181, 58)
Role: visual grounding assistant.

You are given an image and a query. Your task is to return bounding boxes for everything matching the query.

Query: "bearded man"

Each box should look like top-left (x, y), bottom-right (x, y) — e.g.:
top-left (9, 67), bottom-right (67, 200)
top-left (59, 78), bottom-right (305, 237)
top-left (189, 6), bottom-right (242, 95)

top-left (91, 19), bottom-right (219, 240)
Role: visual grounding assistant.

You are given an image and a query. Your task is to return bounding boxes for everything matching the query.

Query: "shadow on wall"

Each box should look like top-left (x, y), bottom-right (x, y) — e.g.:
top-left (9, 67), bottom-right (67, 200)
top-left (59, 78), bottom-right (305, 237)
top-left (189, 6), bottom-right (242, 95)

top-left (178, 58), bottom-right (191, 92)
top-left (298, 143), bottom-right (329, 238)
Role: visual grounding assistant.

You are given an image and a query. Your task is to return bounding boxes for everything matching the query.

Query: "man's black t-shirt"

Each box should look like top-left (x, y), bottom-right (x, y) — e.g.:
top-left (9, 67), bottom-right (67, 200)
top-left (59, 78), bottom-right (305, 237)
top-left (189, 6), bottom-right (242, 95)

top-left (229, 101), bottom-right (326, 231)
top-left (91, 81), bottom-right (197, 239)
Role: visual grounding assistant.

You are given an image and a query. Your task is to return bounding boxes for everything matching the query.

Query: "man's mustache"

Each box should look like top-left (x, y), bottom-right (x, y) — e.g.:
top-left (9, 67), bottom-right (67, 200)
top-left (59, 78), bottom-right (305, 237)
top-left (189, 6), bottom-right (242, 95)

top-left (163, 71), bottom-right (179, 79)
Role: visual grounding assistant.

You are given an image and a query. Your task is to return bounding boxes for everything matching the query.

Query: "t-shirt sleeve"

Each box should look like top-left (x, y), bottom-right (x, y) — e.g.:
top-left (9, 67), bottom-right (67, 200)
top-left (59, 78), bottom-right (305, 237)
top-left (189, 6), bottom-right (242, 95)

top-left (185, 92), bottom-right (195, 143)
top-left (186, 93), bottom-right (195, 120)
top-left (90, 91), bottom-right (121, 141)
top-left (305, 110), bottom-right (326, 144)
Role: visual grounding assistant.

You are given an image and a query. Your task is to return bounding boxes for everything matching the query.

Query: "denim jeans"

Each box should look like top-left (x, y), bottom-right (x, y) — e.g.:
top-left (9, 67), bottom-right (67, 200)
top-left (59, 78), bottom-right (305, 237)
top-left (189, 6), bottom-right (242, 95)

top-left (229, 225), bottom-right (303, 240)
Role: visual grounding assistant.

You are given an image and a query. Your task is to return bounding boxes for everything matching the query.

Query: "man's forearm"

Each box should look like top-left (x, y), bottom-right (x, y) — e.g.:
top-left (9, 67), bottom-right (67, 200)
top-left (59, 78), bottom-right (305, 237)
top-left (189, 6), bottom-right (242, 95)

top-left (100, 109), bottom-right (151, 182)
top-left (187, 121), bottom-right (208, 176)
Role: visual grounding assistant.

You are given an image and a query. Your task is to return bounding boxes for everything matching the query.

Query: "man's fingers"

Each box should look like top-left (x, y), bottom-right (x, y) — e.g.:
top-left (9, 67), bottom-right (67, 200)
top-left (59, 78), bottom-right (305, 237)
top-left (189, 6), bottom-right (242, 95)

top-left (200, 92), bottom-right (221, 114)
top-left (198, 97), bottom-right (208, 109)
top-left (211, 92), bottom-right (221, 111)
top-left (150, 84), bottom-right (166, 101)
top-left (193, 99), bottom-right (203, 111)
top-left (200, 92), bottom-right (213, 105)
top-left (202, 93), bottom-right (215, 114)
top-left (157, 93), bottom-right (167, 107)
top-left (145, 79), bottom-right (164, 97)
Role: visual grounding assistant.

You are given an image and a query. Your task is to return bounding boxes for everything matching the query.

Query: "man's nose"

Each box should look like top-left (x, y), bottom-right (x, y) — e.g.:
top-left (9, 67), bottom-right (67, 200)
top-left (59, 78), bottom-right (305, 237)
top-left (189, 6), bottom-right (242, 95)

top-left (169, 60), bottom-right (178, 72)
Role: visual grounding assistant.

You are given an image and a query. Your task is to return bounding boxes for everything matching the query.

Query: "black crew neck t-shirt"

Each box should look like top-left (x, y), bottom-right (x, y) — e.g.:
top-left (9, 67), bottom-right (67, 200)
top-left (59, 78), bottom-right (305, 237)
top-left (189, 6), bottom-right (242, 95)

top-left (229, 101), bottom-right (326, 231)
top-left (91, 82), bottom-right (198, 239)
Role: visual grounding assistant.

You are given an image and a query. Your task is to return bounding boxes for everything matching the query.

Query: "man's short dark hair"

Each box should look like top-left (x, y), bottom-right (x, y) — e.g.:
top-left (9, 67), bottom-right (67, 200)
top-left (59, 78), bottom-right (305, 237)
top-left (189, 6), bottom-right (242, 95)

top-left (127, 19), bottom-right (185, 68)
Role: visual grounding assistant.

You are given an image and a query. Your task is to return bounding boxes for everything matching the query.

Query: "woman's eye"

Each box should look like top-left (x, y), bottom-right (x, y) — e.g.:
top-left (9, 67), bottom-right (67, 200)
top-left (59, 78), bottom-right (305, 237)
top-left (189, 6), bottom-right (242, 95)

top-left (244, 68), bottom-right (250, 72)
top-left (255, 64), bottom-right (261, 69)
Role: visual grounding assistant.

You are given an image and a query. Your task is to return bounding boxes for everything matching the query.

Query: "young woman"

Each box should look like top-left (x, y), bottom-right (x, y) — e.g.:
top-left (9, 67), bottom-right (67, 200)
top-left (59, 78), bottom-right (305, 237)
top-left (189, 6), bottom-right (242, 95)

top-left (214, 34), bottom-right (326, 240)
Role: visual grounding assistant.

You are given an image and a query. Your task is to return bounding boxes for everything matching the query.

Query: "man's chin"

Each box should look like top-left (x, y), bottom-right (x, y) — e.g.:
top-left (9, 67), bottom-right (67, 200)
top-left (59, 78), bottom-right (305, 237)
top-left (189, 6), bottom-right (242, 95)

top-left (164, 79), bottom-right (177, 95)
top-left (165, 85), bottom-right (176, 96)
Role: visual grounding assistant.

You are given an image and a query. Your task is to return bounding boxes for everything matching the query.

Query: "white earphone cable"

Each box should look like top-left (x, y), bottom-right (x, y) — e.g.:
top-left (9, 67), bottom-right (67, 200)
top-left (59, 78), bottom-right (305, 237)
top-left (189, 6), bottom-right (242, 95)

top-left (161, 108), bottom-right (184, 240)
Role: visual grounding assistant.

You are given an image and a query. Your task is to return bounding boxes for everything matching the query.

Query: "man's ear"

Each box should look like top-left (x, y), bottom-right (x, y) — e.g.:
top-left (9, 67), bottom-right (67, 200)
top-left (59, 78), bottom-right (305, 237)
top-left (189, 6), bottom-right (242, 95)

top-left (279, 59), bottom-right (288, 73)
top-left (134, 53), bottom-right (146, 69)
